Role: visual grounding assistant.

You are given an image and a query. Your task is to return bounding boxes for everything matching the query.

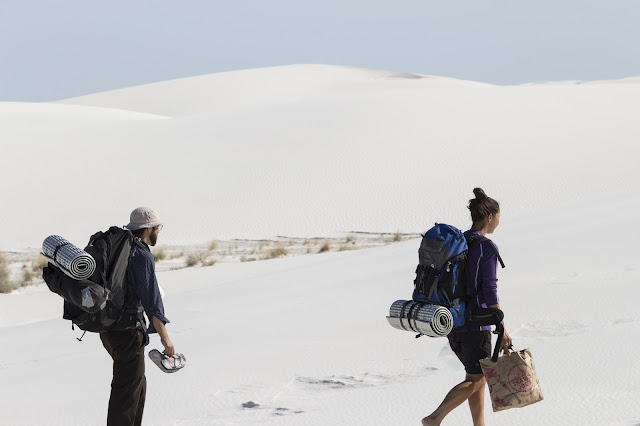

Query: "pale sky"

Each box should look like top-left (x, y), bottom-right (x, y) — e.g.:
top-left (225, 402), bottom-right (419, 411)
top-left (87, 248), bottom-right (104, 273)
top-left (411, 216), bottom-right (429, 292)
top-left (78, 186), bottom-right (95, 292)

top-left (1, 0), bottom-right (639, 101)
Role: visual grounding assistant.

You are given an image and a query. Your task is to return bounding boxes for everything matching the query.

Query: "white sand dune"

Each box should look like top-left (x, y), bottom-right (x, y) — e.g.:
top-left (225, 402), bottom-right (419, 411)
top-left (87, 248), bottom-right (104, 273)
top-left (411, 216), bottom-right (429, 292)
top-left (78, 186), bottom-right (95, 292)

top-left (2, 64), bottom-right (638, 250)
top-left (0, 102), bottom-right (167, 121)
top-left (1, 65), bottom-right (639, 425)
top-left (58, 65), bottom-right (490, 118)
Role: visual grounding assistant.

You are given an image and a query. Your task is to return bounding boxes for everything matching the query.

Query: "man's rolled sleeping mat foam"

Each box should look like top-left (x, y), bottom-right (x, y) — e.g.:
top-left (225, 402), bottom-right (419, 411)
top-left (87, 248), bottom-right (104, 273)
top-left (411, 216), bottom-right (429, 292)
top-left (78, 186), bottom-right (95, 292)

top-left (42, 235), bottom-right (96, 280)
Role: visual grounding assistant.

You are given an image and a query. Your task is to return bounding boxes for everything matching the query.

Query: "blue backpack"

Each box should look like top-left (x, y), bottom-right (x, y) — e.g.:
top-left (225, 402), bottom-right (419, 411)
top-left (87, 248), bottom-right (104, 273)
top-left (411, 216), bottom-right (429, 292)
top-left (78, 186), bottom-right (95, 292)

top-left (412, 223), bottom-right (504, 328)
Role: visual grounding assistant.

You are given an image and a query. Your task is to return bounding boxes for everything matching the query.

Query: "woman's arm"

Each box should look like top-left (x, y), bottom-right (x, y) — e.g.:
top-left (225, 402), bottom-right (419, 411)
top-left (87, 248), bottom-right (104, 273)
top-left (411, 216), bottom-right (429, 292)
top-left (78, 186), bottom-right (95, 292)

top-left (488, 303), bottom-right (512, 350)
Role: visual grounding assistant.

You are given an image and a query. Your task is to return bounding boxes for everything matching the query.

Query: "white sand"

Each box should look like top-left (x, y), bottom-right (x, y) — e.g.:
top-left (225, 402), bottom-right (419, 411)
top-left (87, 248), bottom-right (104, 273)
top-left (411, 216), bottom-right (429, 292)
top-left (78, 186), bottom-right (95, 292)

top-left (0, 65), bottom-right (639, 425)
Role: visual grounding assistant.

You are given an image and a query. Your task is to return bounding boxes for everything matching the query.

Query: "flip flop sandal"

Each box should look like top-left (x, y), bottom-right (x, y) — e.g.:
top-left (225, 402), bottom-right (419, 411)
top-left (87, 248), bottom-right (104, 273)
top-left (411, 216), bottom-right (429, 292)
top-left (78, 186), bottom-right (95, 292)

top-left (148, 349), bottom-right (187, 373)
top-left (172, 353), bottom-right (187, 369)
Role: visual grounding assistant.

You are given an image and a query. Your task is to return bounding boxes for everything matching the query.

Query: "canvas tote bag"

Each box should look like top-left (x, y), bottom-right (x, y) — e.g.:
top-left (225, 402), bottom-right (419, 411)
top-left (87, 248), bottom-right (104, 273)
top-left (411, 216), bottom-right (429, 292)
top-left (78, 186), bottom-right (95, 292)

top-left (479, 348), bottom-right (543, 412)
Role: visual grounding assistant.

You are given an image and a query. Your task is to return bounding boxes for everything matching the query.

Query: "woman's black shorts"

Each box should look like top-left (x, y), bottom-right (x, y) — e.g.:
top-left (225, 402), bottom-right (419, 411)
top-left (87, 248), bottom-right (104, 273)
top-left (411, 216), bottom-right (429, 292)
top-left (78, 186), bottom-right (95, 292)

top-left (447, 329), bottom-right (492, 375)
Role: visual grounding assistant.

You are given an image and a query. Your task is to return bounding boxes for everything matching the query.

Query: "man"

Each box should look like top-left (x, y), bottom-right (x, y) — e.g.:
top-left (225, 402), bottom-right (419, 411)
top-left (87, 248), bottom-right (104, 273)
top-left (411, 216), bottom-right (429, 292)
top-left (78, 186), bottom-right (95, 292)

top-left (100, 207), bottom-right (175, 426)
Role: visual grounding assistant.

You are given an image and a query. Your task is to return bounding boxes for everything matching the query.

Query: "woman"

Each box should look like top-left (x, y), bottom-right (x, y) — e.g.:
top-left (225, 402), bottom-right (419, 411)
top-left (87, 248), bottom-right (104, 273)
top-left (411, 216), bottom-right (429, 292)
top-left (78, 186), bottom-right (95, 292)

top-left (422, 188), bottom-right (512, 426)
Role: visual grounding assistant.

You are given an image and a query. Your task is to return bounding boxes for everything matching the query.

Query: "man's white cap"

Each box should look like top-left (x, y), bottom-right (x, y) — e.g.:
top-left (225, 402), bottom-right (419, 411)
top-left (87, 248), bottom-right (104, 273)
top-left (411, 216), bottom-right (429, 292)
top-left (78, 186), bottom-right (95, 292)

top-left (125, 207), bottom-right (164, 231)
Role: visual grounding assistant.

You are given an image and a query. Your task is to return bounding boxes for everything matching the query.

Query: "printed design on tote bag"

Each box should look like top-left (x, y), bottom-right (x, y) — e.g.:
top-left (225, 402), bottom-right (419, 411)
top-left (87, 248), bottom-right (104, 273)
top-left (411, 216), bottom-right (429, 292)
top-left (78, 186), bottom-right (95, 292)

top-left (507, 364), bottom-right (534, 396)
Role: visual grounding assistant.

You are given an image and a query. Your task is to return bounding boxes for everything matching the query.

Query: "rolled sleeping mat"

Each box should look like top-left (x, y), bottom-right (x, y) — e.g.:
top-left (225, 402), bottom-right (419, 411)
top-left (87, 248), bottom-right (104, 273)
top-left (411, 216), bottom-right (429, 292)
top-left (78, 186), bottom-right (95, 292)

top-left (386, 300), bottom-right (454, 337)
top-left (42, 235), bottom-right (96, 280)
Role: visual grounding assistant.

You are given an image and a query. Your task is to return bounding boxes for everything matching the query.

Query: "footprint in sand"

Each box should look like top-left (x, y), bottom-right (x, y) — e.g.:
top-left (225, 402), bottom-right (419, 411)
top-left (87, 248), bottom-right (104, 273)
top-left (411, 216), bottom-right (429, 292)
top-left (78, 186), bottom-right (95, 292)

top-left (549, 271), bottom-right (581, 285)
top-left (296, 376), bottom-right (362, 389)
top-left (513, 321), bottom-right (590, 339)
top-left (297, 370), bottom-right (437, 390)
top-left (241, 401), bottom-right (260, 409)
top-left (241, 401), bottom-right (305, 417)
top-left (274, 407), bottom-right (304, 416)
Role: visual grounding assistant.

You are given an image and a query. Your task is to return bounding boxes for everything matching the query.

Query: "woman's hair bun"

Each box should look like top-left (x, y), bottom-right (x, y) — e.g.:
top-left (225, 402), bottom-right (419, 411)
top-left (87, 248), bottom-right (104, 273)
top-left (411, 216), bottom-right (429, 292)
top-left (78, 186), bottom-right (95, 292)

top-left (468, 187), bottom-right (499, 223)
top-left (473, 187), bottom-right (487, 199)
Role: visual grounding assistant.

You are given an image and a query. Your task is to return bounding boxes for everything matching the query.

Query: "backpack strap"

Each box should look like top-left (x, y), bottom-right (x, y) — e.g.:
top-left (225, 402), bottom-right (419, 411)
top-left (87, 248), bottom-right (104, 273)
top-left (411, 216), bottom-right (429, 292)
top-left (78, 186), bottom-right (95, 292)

top-left (426, 268), bottom-right (450, 305)
top-left (406, 302), bottom-right (425, 334)
top-left (398, 300), bottom-right (413, 331)
top-left (467, 235), bottom-right (505, 269)
top-left (131, 236), bottom-right (148, 252)
top-left (52, 242), bottom-right (71, 265)
top-left (414, 264), bottom-right (437, 302)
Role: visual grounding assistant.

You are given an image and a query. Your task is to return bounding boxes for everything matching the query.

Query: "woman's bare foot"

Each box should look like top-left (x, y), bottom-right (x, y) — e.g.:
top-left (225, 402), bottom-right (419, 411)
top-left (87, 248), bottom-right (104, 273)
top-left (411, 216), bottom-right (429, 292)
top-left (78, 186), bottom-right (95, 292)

top-left (421, 416), bottom-right (440, 426)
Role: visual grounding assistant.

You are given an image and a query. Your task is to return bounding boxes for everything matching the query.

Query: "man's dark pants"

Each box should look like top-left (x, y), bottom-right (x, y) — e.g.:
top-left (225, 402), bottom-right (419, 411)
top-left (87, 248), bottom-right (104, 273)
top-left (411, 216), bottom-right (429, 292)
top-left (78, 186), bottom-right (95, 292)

top-left (100, 329), bottom-right (146, 426)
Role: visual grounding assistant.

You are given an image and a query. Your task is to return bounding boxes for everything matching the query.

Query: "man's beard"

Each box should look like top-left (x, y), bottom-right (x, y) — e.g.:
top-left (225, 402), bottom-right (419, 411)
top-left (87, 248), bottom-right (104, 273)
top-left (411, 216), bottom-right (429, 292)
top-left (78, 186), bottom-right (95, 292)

top-left (150, 231), bottom-right (158, 246)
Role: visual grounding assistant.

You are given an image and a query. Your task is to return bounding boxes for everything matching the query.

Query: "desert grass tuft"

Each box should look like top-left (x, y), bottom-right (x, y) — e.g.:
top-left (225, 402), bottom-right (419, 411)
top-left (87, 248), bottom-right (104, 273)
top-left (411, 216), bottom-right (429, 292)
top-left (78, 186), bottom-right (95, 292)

top-left (14, 255), bottom-right (49, 289)
top-left (31, 254), bottom-right (48, 273)
top-left (318, 242), bottom-right (331, 253)
top-left (202, 257), bottom-right (217, 267)
top-left (266, 246), bottom-right (288, 259)
top-left (185, 253), bottom-right (201, 267)
top-left (0, 252), bottom-right (13, 294)
top-left (20, 265), bottom-right (36, 286)
top-left (153, 248), bottom-right (167, 262)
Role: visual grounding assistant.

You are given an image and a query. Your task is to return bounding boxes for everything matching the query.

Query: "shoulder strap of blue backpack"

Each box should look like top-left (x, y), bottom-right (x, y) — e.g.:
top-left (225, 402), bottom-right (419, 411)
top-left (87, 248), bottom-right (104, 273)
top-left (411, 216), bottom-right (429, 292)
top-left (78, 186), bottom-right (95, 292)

top-left (467, 235), bottom-right (505, 268)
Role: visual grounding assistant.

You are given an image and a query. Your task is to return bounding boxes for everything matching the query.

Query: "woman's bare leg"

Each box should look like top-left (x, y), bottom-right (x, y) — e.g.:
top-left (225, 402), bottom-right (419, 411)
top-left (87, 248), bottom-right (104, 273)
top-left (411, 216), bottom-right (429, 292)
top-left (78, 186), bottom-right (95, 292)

top-left (421, 373), bottom-right (485, 426)
top-left (467, 376), bottom-right (486, 426)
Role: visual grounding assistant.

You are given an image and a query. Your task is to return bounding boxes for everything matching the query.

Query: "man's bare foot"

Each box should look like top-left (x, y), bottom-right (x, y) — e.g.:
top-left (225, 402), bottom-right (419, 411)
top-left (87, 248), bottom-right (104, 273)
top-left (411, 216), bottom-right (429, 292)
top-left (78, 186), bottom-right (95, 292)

top-left (421, 416), bottom-right (440, 426)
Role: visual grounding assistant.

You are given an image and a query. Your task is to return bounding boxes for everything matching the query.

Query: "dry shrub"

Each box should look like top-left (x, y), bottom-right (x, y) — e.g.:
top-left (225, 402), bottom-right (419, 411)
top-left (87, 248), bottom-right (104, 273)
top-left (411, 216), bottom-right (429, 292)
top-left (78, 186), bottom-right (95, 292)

top-left (346, 235), bottom-right (356, 244)
top-left (21, 265), bottom-right (35, 286)
top-left (31, 254), bottom-right (48, 272)
top-left (13, 255), bottom-right (48, 289)
top-left (153, 248), bottom-right (167, 262)
top-left (266, 246), bottom-right (288, 259)
top-left (258, 240), bottom-right (273, 250)
top-left (185, 253), bottom-right (201, 267)
top-left (209, 241), bottom-right (219, 251)
top-left (202, 257), bottom-right (217, 267)
top-left (0, 252), bottom-right (13, 294)
top-left (394, 230), bottom-right (404, 242)
top-left (318, 242), bottom-right (331, 253)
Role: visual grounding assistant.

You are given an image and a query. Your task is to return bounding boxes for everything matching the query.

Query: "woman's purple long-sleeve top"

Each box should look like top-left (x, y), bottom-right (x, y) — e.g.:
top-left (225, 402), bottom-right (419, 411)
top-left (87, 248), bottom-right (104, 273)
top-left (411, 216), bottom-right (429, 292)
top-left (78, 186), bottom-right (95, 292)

top-left (463, 230), bottom-right (500, 331)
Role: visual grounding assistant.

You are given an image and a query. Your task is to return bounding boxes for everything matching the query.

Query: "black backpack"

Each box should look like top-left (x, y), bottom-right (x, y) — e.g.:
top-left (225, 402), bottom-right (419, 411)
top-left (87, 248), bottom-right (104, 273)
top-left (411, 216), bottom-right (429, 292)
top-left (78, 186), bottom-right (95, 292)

top-left (43, 226), bottom-right (141, 334)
